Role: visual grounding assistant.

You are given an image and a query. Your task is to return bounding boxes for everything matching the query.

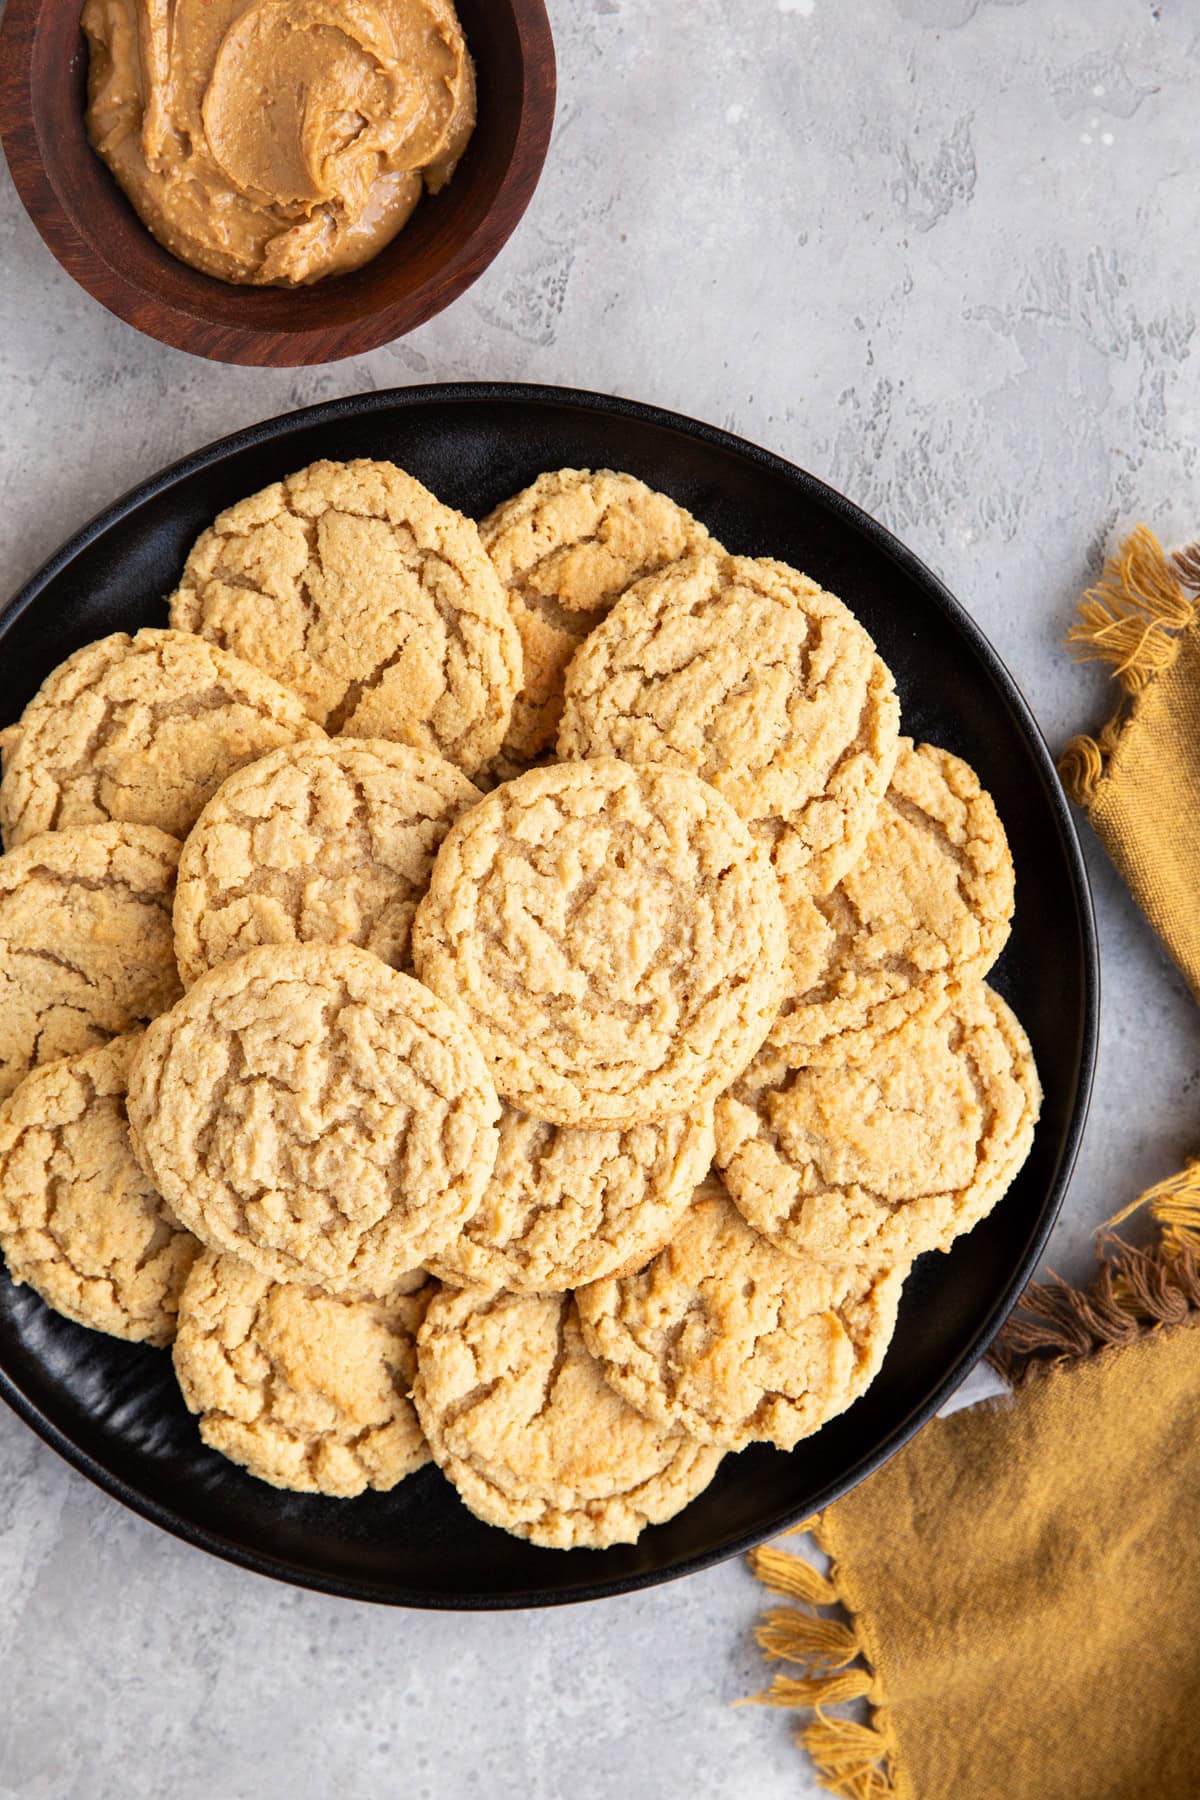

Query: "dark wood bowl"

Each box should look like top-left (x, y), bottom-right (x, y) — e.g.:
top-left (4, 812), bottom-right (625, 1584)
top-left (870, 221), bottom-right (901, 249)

top-left (0, 0), bottom-right (556, 366)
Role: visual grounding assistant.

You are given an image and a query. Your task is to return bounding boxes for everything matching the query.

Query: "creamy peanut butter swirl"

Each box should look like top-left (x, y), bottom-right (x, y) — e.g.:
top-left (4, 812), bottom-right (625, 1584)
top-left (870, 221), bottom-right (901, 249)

top-left (81, 0), bottom-right (476, 285)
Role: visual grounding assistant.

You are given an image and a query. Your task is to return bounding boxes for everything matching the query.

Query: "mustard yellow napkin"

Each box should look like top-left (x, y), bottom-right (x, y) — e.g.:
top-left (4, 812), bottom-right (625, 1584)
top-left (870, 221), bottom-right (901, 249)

top-left (1060, 526), bottom-right (1200, 1000)
top-left (748, 1214), bottom-right (1200, 1800)
top-left (745, 527), bottom-right (1200, 1799)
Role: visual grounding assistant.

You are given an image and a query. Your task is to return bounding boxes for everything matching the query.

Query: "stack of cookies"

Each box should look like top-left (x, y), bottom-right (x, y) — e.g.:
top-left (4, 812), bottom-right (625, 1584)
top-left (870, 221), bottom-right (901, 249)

top-left (0, 459), bottom-right (1040, 1550)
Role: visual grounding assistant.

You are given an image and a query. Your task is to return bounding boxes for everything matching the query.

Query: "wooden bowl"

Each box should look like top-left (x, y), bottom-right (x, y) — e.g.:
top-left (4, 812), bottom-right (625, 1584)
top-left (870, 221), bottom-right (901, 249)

top-left (0, 0), bottom-right (556, 366)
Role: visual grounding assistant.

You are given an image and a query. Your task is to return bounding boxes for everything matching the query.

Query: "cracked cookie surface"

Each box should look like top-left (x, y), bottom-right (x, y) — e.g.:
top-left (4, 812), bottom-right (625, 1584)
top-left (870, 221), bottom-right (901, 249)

top-left (558, 553), bottom-right (901, 895)
top-left (411, 758), bottom-right (790, 1127)
top-left (765, 739), bottom-right (1015, 1065)
top-left (577, 1177), bottom-right (905, 1452)
top-left (169, 459), bottom-right (521, 774)
top-left (480, 469), bottom-right (713, 762)
top-left (0, 823), bottom-right (182, 1101)
top-left (716, 984), bottom-right (1041, 1267)
top-left (0, 1036), bottom-right (198, 1344)
top-left (173, 737), bottom-right (481, 985)
top-left (427, 1102), bottom-right (715, 1293)
top-left (173, 1249), bottom-right (431, 1496)
top-left (413, 1287), bottom-right (723, 1548)
top-left (0, 628), bottom-right (322, 848)
top-left (127, 943), bottom-right (501, 1296)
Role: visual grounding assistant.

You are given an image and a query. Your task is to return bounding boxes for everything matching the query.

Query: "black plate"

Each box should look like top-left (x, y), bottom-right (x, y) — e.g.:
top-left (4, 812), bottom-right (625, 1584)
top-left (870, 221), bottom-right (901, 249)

top-left (0, 384), bottom-right (1098, 1608)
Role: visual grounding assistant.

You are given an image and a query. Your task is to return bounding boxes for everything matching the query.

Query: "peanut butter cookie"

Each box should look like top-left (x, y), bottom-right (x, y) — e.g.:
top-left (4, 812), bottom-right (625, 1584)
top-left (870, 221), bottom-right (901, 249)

top-left (127, 943), bottom-right (501, 1296)
top-left (172, 737), bottom-right (480, 985)
top-left (413, 1288), bottom-right (723, 1548)
top-left (173, 1250), bottom-right (431, 1496)
top-left (411, 759), bottom-right (789, 1128)
top-left (766, 740), bottom-right (1015, 1065)
top-left (480, 469), bottom-right (713, 761)
top-left (715, 984), bottom-right (1041, 1267)
top-left (0, 824), bottom-right (182, 1101)
top-left (558, 553), bottom-right (901, 895)
top-left (427, 1103), bottom-right (715, 1294)
top-left (577, 1177), bottom-right (905, 1452)
top-left (169, 459), bottom-right (521, 774)
top-left (0, 1036), bottom-right (198, 1344)
top-left (0, 629), bottom-right (322, 848)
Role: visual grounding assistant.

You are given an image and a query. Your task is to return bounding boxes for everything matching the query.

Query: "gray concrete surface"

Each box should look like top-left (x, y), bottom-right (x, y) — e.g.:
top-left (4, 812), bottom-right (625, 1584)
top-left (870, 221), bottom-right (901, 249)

top-left (1, 1), bottom-right (1199, 1794)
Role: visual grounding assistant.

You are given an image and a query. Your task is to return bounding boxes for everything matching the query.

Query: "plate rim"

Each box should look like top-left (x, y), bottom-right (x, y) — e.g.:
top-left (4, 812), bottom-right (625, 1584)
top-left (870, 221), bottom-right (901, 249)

top-left (0, 381), bottom-right (1100, 1609)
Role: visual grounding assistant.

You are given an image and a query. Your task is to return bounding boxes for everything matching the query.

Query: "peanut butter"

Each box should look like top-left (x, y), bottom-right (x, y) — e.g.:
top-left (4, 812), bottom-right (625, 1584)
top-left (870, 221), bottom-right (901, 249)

top-left (81, 0), bottom-right (476, 286)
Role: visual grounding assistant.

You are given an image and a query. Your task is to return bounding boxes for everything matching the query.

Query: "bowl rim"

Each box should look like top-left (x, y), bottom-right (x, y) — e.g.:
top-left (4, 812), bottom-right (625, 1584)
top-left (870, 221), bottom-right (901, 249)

top-left (0, 0), bottom-right (557, 366)
top-left (0, 381), bottom-right (1100, 1608)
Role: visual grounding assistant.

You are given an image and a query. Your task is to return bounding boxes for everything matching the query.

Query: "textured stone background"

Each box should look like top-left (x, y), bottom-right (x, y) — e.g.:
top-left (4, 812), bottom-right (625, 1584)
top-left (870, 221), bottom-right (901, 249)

top-left (2, 1), bottom-right (1199, 1794)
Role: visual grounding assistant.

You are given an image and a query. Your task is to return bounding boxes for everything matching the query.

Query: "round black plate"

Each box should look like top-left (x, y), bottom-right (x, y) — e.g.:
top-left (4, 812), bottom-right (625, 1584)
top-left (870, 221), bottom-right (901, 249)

top-left (0, 384), bottom-right (1098, 1608)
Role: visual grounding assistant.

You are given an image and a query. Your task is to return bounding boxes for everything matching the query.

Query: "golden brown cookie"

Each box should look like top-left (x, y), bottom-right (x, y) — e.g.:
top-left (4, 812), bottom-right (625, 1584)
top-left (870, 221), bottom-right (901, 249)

top-left (168, 459), bottom-right (522, 774)
top-left (411, 758), bottom-right (790, 1128)
top-left (715, 984), bottom-right (1041, 1267)
top-left (766, 739), bottom-right (1015, 1065)
top-left (127, 943), bottom-right (501, 1296)
top-left (0, 628), bottom-right (322, 848)
top-left (0, 1036), bottom-right (198, 1344)
top-left (427, 1103), bottom-right (715, 1293)
top-left (172, 737), bottom-right (481, 985)
top-left (480, 469), bottom-right (713, 761)
top-left (745, 650), bottom-right (903, 940)
top-left (413, 1288), bottom-right (723, 1549)
top-left (577, 1177), bottom-right (905, 1452)
top-left (558, 553), bottom-right (901, 895)
top-left (0, 824), bottom-right (182, 1102)
top-left (173, 1250), bottom-right (431, 1496)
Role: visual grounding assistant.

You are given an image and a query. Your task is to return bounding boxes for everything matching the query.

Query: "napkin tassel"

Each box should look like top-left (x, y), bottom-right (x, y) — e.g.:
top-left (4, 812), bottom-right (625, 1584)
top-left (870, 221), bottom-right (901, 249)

top-left (1060, 523), bottom-right (1200, 804)
top-left (742, 1532), bottom-right (900, 1797)
top-left (1109, 1157), bottom-right (1200, 1259)
top-left (991, 1202), bottom-right (1200, 1388)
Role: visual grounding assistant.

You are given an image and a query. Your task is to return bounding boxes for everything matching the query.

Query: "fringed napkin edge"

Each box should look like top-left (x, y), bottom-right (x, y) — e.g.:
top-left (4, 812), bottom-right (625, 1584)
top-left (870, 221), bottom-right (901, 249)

top-left (1060, 523), bottom-right (1200, 806)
